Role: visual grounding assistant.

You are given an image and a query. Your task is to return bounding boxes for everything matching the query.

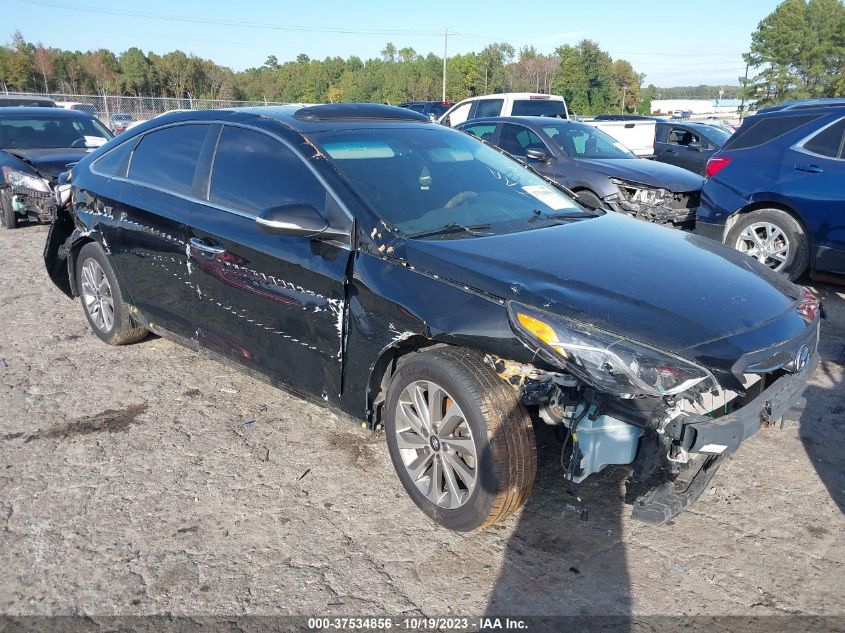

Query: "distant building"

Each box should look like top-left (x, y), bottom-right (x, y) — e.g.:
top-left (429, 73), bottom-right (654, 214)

top-left (651, 98), bottom-right (750, 117)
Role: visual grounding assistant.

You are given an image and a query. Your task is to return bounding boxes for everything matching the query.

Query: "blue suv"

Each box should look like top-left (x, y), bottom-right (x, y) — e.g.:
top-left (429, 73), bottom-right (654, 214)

top-left (696, 99), bottom-right (845, 280)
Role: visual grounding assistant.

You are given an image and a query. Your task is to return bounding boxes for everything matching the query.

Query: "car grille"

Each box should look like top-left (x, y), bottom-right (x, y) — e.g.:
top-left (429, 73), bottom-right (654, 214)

top-left (665, 191), bottom-right (701, 210)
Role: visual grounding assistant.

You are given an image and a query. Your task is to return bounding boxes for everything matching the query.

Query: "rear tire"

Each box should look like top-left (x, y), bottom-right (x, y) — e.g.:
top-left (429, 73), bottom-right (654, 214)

top-left (1, 191), bottom-right (17, 229)
top-left (384, 347), bottom-right (536, 531)
top-left (75, 242), bottom-right (147, 345)
top-left (725, 208), bottom-right (809, 281)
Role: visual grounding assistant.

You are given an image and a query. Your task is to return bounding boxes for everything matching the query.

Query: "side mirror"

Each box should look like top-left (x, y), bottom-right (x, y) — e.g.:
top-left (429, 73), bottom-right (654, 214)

top-left (525, 148), bottom-right (550, 162)
top-left (687, 141), bottom-right (703, 151)
top-left (256, 203), bottom-right (347, 241)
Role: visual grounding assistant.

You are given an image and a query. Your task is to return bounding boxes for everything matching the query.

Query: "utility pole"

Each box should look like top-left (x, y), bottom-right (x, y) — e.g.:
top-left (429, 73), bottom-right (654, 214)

top-left (442, 27), bottom-right (448, 102)
top-left (621, 85), bottom-right (628, 113)
top-left (739, 62), bottom-right (749, 121)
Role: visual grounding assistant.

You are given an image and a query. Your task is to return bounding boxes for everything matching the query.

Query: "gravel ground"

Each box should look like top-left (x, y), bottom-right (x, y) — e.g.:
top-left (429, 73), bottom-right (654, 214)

top-left (0, 224), bottom-right (843, 622)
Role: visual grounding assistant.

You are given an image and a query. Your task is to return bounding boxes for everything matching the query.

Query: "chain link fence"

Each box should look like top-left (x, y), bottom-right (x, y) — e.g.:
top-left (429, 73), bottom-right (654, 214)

top-left (3, 92), bottom-right (293, 130)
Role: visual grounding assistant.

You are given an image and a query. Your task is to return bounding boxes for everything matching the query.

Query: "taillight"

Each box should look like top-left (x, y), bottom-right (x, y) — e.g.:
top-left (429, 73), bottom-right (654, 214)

top-left (705, 155), bottom-right (731, 178)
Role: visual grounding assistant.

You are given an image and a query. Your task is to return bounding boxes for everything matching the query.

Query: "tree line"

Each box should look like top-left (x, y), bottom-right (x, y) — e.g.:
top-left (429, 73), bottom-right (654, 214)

top-left (3, 0), bottom-right (841, 113)
top-left (0, 31), bottom-right (652, 115)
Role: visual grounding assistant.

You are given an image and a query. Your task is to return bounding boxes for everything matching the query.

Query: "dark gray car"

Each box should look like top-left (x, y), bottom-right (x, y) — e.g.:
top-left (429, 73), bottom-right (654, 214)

top-left (654, 121), bottom-right (733, 175)
top-left (458, 116), bottom-right (704, 229)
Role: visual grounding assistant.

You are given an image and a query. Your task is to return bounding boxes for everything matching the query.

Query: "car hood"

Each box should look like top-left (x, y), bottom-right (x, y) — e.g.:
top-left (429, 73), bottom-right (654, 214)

top-left (400, 213), bottom-right (803, 363)
top-left (3, 148), bottom-right (90, 182)
top-left (575, 158), bottom-right (703, 192)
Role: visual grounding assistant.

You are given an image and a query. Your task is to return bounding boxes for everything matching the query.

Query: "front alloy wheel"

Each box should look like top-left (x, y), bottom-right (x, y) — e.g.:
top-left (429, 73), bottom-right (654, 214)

top-left (394, 380), bottom-right (477, 510)
top-left (384, 347), bottom-right (536, 531)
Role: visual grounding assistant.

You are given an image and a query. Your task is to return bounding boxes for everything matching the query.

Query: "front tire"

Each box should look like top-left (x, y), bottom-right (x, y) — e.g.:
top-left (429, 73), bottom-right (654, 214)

top-left (384, 347), bottom-right (536, 531)
top-left (75, 242), bottom-right (147, 345)
top-left (1, 191), bottom-right (17, 229)
top-left (726, 208), bottom-right (809, 280)
top-left (575, 190), bottom-right (605, 210)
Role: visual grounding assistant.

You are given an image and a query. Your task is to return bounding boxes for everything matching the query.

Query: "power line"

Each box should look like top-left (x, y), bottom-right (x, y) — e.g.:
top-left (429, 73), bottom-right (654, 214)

top-left (16, 0), bottom-right (442, 36)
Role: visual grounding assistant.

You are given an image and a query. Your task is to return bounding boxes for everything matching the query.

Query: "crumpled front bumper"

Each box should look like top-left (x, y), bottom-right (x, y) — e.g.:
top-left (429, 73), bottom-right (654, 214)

top-left (673, 352), bottom-right (819, 456)
top-left (1, 184), bottom-right (56, 222)
top-left (605, 199), bottom-right (697, 228)
top-left (632, 353), bottom-right (819, 524)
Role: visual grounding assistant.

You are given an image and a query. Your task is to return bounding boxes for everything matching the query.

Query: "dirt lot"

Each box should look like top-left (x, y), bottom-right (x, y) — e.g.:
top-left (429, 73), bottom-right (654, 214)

top-left (1, 224), bottom-right (844, 623)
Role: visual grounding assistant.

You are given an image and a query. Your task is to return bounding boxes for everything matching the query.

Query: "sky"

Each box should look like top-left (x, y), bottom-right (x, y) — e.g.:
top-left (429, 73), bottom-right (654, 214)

top-left (7, 0), bottom-right (783, 87)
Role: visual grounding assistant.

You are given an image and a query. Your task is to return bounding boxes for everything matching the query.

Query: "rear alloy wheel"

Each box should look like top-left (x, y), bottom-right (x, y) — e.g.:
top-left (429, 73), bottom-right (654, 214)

top-left (726, 208), bottom-right (809, 281)
top-left (385, 347), bottom-right (536, 531)
top-left (75, 242), bottom-right (148, 345)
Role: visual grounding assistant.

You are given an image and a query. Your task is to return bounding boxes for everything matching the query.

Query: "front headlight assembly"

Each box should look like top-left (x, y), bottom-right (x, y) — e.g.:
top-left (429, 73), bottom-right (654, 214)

top-left (610, 178), bottom-right (668, 208)
top-left (508, 303), bottom-right (716, 398)
top-left (2, 166), bottom-right (51, 193)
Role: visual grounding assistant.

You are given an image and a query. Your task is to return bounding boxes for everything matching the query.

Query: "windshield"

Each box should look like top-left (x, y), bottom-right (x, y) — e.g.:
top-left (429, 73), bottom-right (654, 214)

top-left (701, 125), bottom-right (732, 144)
top-left (312, 126), bottom-right (590, 235)
top-left (511, 99), bottom-right (566, 117)
top-left (0, 116), bottom-right (112, 150)
top-left (542, 122), bottom-right (636, 159)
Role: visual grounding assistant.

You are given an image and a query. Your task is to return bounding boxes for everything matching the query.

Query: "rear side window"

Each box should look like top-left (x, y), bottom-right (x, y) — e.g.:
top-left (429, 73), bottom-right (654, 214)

top-left (724, 114), bottom-right (821, 150)
top-left (209, 126), bottom-right (328, 216)
top-left (129, 124), bottom-right (208, 196)
top-left (474, 99), bottom-right (503, 118)
top-left (92, 141), bottom-right (134, 177)
top-left (802, 118), bottom-right (845, 158)
top-left (511, 99), bottom-right (566, 117)
top-left (462, 123), bottom-right (497, 141)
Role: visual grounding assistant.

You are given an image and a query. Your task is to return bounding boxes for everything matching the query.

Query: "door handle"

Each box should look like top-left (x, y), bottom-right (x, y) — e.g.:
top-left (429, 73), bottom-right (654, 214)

top-left (665, 148), bottom-right (677, 154)
top-left (189, 237), bottom-right (226, 255)
top-left (795, 164), bottom-right (824, 174)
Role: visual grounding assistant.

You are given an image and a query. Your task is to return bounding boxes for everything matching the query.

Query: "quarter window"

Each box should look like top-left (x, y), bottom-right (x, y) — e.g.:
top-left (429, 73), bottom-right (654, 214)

top-left (92, 140), bottom-right (134, 178)
top-left (462, 124), bottom-right (497, 142)
top-left (129, 124), bottom-right (208, 195)
top-left (209, 126), bottom-right (328, 216)
top-left (802, 118), bottom-right (845, 158)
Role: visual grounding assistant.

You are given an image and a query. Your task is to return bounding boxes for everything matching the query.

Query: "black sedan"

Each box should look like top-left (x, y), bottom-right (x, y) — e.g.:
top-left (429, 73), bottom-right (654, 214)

top-left (0, 107), bottom-right (112, 228)
top-left (46, 104), bottom-right (820, 531)
top-left (457, 116), bottom-right (703, 229)
top-left (653, 120), bottom-right (733, 175)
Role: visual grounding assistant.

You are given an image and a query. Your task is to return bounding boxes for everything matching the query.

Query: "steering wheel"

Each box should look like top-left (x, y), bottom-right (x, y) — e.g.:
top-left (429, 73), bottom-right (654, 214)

top-left (70, 138), bottom-right (87, 148)
top-left (444, 191), bottom-right (477, 208)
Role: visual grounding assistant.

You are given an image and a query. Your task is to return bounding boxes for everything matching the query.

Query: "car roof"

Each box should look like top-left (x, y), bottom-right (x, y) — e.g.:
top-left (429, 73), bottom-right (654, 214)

top-left (755, 98), bottom-right (845, 115)
top-left (0, 106), bottom-right (96, 118)
top-left (153, 103), bottom-right (431, 132)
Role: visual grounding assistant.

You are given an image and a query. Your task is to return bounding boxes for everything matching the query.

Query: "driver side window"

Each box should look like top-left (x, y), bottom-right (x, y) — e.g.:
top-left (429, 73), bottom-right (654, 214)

top-left (499, 124), bottom-right (546, 156)
top-left (210, 126), bottom-right (329, 218)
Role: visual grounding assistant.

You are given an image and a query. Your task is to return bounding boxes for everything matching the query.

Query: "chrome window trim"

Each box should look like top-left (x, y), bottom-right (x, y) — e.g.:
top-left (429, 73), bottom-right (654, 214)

top-left (88, 118), bottom-right (355, 230)
top-left (791, 115), bottom-right (845, 161)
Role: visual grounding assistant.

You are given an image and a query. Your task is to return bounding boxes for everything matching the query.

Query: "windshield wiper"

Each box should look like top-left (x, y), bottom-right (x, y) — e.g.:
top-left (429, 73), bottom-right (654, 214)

top-left (529, 208), bottom-right (598, 224)
top-left (407, 222), bottom-right (493, 239)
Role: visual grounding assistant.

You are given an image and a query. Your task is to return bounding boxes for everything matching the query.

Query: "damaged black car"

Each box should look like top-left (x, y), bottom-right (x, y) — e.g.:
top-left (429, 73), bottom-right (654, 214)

top-left (457, 116), bottom-right (703, 229)
top-left (45, 104), bottom-right (821, 531)
top-left (0, 107), bottom-right (111, 228)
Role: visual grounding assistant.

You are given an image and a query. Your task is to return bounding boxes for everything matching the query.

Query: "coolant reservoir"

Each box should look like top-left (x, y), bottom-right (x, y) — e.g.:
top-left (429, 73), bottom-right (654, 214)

top-left (569, 415), bottom-right (643, 483)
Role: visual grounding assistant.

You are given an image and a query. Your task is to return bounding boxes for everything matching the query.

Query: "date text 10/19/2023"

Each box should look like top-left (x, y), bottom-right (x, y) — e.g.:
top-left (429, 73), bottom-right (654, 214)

top-left (307, 617), bottom-right (528, 630)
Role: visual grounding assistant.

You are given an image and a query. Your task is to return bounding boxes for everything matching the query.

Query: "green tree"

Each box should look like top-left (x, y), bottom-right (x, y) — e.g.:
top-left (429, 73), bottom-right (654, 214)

top-left (745, 0), bottom-right (845, 103)
top-left (119, 47), bottom-right (153, 95)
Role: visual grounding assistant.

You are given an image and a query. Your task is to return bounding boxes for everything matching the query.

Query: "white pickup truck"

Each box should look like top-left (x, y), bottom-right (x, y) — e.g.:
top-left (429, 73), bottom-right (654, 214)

top-left (438, 93), bottom-right (569, 126)
top-left (582, 116), bottom-right (656, 157)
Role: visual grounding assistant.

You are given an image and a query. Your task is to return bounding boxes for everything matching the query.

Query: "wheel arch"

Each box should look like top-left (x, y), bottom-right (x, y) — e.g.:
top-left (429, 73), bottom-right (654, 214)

top-left (728, 200), bottom-right (809, 241)
top-left (365, 335), bottom-right (442, 428)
